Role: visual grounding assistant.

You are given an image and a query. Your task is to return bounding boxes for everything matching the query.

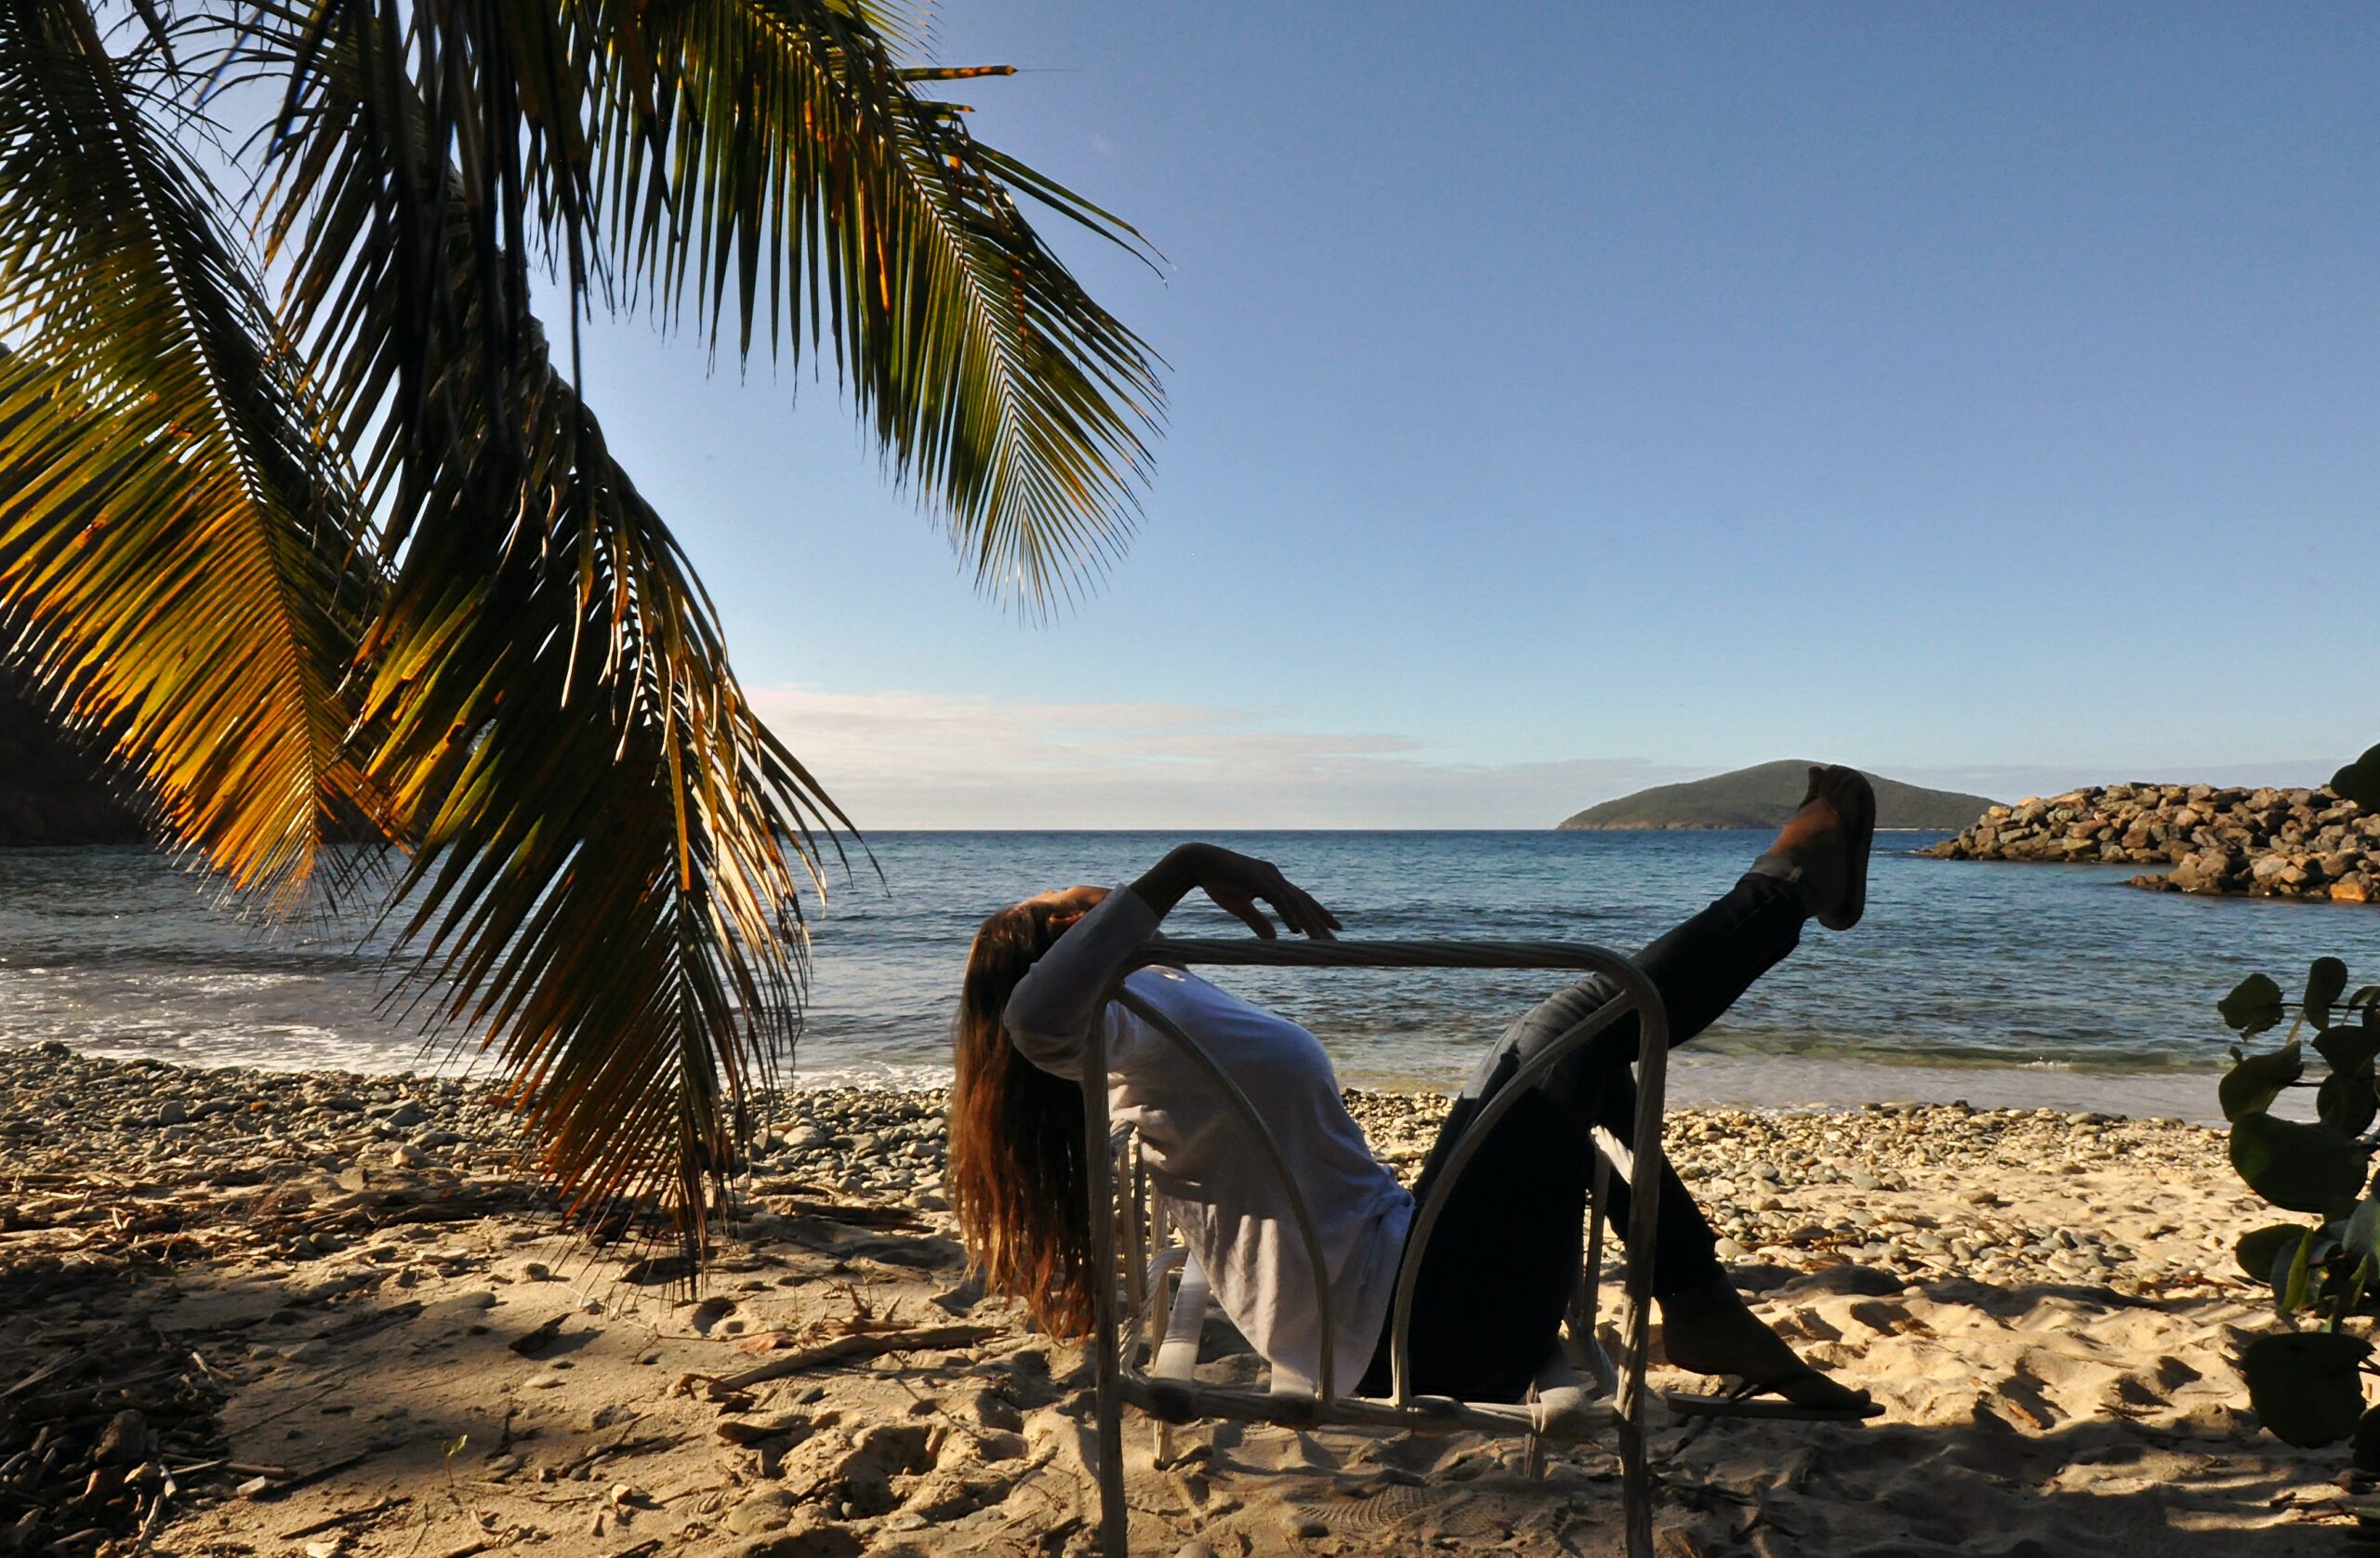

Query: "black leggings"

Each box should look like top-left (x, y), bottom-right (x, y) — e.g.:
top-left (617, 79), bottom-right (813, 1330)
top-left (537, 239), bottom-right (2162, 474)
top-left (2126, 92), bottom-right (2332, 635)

top-left (1355, 867), bottom-right (1809, 1402)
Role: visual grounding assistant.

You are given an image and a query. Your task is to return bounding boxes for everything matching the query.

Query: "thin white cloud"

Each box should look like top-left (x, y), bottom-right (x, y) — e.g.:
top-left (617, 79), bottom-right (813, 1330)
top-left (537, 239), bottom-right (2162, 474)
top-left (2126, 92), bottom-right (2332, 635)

top-left (745, 684), bottom-right (2349, 829)
top-left (744, 685), bottom-right (1695, 828)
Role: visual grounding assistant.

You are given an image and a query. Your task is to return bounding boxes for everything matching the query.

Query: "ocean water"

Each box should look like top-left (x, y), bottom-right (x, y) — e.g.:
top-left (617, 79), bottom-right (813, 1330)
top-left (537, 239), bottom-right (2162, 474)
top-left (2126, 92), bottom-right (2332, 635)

top-left (3, 832), bottom-right (2377, 1110)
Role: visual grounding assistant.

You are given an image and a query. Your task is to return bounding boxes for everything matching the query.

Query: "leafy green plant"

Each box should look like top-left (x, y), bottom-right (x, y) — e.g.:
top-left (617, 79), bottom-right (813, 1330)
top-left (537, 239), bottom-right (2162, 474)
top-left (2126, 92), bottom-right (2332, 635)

top-left (2334, 745), bottom-right (2380, 813)
top-left (2222, 957), bottom-right (2380, 1478)
top-left (2220, 747), bottom-right (2380, 1545)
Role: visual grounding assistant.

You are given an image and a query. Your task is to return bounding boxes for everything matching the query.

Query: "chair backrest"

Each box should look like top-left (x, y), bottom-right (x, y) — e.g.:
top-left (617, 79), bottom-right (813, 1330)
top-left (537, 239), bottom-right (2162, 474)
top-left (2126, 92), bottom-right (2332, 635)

top-left (1084, 936), bottom-right (1672, 1410)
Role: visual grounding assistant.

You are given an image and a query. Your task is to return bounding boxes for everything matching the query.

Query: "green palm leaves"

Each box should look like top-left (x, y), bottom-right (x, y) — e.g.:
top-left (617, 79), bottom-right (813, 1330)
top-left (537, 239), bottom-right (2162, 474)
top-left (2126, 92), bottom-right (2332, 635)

top-left (0, 0), bottom-right (1160, 1252)
top-left (0, 1), bottom-right (380, 912)
top-left (594, 0), bottom-right (1166, 599)
top-left (249, 0), bottom-right (1162, 601)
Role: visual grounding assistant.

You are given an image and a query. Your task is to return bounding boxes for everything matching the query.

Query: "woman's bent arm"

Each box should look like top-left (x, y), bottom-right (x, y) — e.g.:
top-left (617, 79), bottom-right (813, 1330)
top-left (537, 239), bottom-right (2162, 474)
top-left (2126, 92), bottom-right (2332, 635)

top-left (1126, 841), bottom-right (1216, 920)
top-left (1004, 845), bottom-right (1342, 1076)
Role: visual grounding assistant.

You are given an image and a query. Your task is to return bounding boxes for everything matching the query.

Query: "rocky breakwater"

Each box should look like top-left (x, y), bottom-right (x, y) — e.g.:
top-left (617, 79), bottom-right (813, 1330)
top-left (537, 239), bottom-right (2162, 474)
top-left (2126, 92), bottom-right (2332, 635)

top-left (1924, 783), bottom-right (2380, 903)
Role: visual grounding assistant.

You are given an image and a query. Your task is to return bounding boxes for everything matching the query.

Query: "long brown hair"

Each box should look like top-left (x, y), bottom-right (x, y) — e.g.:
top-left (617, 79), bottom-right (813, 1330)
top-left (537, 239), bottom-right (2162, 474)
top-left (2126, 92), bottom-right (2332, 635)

top-left (948, 898), bottom-right (1093, 1338)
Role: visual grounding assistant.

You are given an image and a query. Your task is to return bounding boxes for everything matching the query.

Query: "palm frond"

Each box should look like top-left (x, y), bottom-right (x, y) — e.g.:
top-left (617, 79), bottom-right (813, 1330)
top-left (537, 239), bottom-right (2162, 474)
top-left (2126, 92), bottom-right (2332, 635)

top-left (239, 0), bottom-right (1164, 613)
top-left (195, 0), bottom-right (1158, 1245)
top-left (593, 0), bottom-right (1167, 609)
top-left (354, 293), bottom-right (851, 1255)
top-left (236, 9), bottom-right (850, 1247)
top-left (0, 0), bottom-right (380, 913)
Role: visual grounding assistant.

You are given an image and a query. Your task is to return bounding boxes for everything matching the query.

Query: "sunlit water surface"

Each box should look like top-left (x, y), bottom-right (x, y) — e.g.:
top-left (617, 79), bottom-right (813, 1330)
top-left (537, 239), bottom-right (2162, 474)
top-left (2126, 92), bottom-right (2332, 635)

top-left (4, 832), bottom-right (2373, 1115)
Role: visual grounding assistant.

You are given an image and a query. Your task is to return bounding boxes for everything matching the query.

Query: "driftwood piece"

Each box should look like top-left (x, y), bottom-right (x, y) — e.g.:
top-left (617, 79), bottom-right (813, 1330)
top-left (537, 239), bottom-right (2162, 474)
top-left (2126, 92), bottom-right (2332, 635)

top-left (766, 1198), bottom-right (926, 1230)
top-left (245, 1450), bottom-right (370, 1500)
top-left (2, 1352), bottom-right (78, 1399)
top-left (275, 1495), bottom-right (409, 1539)
top-left (555, 1434), bottom-right (678, 1477)
top-left (684, 1324), bottom-right (999, 1401)
top-left (714, 1412), bottom-right (817, 1446)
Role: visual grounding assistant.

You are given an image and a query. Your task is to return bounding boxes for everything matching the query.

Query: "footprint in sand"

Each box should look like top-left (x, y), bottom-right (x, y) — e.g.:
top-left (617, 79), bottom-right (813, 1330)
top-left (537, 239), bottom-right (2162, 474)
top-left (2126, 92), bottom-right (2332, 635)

top-left (1844, 1299), bottom-right (1912, 1337)
top-left (1765, 1305), bottom-right (1846, 1343)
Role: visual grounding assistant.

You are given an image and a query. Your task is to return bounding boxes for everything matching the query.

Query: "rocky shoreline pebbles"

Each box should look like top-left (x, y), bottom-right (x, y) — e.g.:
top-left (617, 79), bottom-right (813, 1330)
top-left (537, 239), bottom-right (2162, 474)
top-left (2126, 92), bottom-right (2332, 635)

top-left (0, 1046), bottom-right (2347, 1554)
top-left (1924, 782), bottom-right (2380, 903)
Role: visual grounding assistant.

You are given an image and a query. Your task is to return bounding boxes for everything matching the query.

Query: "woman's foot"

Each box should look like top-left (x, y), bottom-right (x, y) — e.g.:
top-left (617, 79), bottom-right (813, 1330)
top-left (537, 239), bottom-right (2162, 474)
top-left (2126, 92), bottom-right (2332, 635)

top-left (1659, 1278), bottom-right (1876, 1413)
top-left (1766, 764), bottom-right (1876, 931)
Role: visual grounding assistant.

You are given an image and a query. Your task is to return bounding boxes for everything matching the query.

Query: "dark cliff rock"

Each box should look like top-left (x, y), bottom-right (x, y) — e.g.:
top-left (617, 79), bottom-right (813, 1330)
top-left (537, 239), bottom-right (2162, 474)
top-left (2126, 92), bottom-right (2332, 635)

top-left (1924, 782), bottom-right (2379, 904)
top-left (0, 680), bottom-right (144, 846)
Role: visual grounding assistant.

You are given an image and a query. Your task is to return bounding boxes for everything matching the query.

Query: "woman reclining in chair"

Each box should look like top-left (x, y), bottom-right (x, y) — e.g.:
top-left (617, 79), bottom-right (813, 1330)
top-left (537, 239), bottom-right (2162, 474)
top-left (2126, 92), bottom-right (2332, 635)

top-left (948, 765), bottom-right (1879, 1416)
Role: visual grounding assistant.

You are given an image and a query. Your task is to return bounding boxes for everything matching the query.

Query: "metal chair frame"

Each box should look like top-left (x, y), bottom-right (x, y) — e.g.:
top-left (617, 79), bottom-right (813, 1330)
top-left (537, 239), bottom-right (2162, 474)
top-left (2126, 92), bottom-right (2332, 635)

top-left (1079, 936), bottom-right (1671, 1558)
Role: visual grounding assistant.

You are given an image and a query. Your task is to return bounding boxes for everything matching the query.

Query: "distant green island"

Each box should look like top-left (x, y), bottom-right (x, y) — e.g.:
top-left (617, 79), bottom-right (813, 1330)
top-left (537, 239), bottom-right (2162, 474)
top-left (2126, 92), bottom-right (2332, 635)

top-left (1558, 759), bottom-right (1998, 831)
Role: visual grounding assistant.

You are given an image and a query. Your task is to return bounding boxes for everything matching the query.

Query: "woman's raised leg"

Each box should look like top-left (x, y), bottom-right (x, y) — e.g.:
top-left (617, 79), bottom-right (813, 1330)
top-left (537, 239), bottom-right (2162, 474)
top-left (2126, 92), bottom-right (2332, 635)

top-left (1365, 766), bottom-right (1875, 1407)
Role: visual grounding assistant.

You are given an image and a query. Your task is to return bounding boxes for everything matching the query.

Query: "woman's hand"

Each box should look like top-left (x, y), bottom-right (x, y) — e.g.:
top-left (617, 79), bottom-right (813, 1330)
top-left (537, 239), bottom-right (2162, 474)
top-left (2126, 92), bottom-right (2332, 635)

top-left (1195, 846), bottom-right (1342, 941)
top-left (1130, 843), bottom-right (1342, 941)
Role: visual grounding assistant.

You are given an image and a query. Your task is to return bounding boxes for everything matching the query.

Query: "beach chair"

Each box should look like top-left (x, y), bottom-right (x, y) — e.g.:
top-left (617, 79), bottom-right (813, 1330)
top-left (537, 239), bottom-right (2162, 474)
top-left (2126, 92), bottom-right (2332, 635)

top-left (1079, 937), bottom-right (1674, 1558)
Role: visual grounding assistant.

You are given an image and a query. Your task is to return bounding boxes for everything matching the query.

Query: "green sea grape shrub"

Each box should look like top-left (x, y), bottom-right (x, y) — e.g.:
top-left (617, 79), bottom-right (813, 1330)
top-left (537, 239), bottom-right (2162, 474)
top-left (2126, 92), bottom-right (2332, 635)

top-left (2333, 745), bottom-right (2380, 813)
top-left (2222, 955), bottom-right (2380, 1475)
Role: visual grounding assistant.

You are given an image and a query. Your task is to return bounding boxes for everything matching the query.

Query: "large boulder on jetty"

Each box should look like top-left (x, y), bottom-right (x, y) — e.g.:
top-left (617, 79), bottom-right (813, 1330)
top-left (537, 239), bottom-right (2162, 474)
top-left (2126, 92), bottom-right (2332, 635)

top-left (1925, 782), bottom-right (2380, 904)
top-left (1558, 759), bottom-right (1996, 831)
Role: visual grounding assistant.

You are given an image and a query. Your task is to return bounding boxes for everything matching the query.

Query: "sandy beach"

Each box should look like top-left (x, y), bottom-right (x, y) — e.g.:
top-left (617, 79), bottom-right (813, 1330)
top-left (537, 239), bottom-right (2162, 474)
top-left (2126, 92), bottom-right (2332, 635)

top-left (0, 1044), bottom-right (2353, 1557)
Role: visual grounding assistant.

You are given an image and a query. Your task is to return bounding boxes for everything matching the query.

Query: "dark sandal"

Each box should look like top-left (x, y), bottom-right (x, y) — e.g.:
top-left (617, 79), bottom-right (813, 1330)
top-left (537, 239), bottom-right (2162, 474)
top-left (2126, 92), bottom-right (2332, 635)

top-left (1810, 765), bottom-right (1875, 931)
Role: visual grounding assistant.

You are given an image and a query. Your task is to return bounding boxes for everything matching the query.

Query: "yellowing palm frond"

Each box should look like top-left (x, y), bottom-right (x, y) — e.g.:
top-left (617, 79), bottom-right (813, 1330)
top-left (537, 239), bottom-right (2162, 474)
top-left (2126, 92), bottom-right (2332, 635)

top-left (0, 0), bottom-right (380, 912)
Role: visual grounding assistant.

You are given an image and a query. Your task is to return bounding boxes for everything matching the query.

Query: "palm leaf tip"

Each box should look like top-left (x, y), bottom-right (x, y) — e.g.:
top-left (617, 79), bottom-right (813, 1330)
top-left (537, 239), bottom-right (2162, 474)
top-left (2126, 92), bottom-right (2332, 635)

top-left (573, 0), bottom-right (1168, 611)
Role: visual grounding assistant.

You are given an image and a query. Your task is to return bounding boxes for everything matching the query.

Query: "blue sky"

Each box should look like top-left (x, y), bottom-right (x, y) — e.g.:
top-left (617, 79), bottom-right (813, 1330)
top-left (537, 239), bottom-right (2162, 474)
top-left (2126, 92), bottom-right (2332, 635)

top-left (575, 2), bottom-right (2378, 826)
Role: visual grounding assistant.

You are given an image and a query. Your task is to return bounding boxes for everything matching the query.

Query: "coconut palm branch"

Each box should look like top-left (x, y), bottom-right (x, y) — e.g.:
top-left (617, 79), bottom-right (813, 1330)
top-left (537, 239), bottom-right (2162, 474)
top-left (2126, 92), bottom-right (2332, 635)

top-left (230, 0), bottom-right (1159, 1246)
top-left (0, 0), bottom-right (381, 915)
top-left (215, 4), bottom-right (842, 1250)
top-left (247, 0), bottom-right (1165, 606)
top-left (295, 105), bottom-right (857, 1242)
top-left (1, 0), bottom-right (1160, 1255)
top-left (352, 289), bottom-right (851, 1253)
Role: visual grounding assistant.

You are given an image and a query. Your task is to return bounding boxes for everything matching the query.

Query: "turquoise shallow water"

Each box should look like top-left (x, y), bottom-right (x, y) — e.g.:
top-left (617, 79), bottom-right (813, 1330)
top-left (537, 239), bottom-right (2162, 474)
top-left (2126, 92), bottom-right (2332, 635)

top-left (2, 832), bottom-right (2376, 1102)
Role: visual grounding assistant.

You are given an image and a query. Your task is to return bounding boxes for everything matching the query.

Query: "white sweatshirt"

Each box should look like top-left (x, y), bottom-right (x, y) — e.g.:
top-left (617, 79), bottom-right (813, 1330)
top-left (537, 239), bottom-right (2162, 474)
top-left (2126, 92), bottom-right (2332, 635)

top-left (1002, 888), bottom-right (1413, 1393)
